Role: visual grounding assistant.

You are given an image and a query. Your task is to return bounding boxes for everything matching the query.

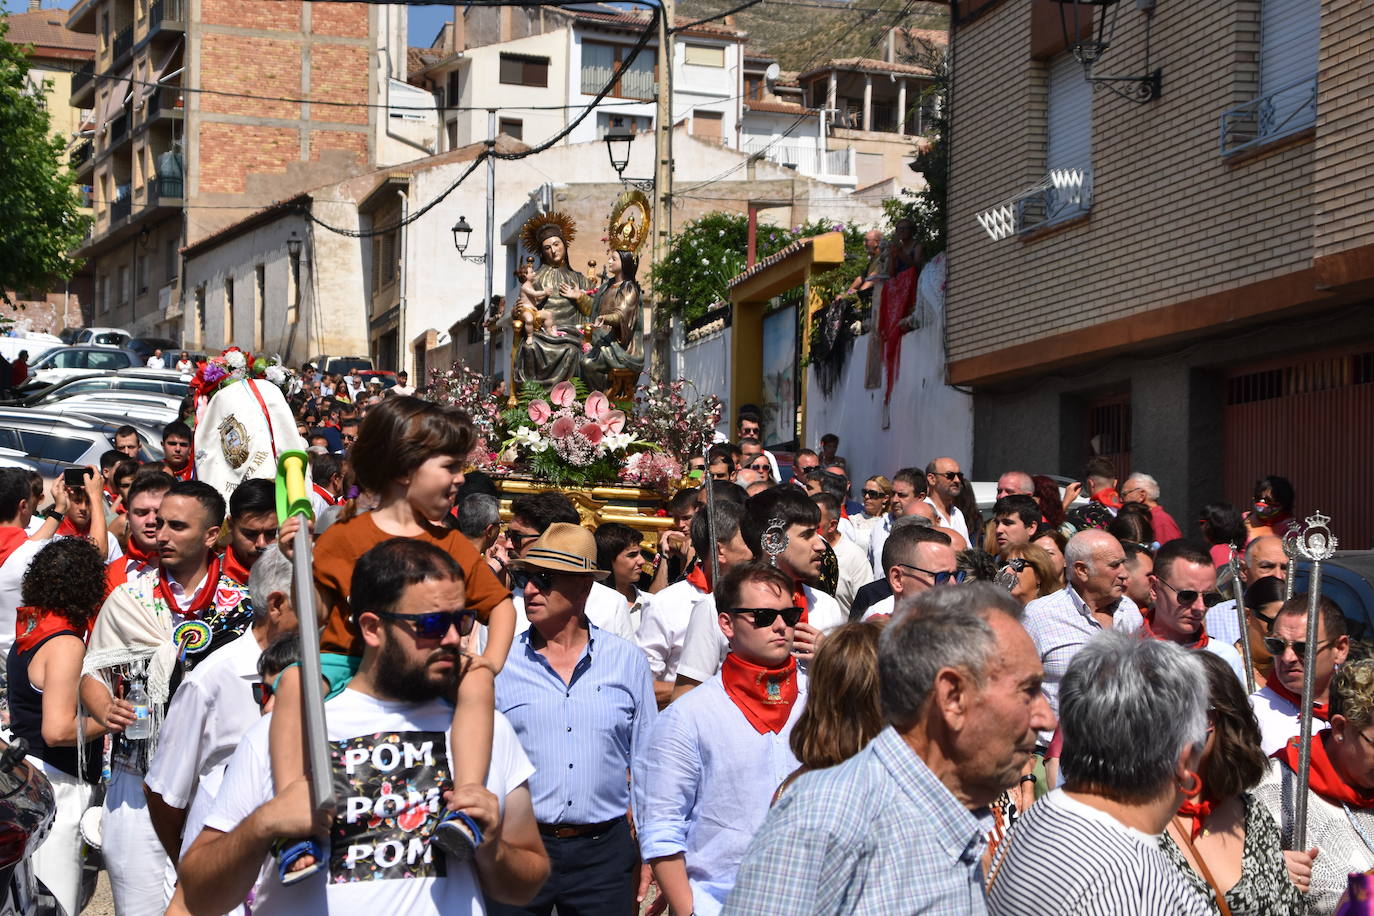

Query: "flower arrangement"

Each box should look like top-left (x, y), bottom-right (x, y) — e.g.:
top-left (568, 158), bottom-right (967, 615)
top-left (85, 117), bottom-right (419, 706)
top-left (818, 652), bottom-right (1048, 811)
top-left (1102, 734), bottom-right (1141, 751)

top-left (188, 347), bottom-right (292, 413)
top-left (427, 368), bottom-right (721, 490)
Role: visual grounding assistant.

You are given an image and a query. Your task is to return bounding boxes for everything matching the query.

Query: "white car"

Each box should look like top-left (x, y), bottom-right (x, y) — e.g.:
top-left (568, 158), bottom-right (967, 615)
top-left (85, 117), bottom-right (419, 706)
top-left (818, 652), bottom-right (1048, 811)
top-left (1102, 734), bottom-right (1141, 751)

top-left (22, 347), bottom-right (140, 389)
top-left (74, 327), bottom-right (133, 347)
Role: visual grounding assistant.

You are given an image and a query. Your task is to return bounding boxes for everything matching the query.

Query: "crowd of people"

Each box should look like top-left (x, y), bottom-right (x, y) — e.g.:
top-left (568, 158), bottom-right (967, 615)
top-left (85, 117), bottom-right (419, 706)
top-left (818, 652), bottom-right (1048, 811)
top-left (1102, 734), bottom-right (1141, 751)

top-left (0, 369), bottom-right (1365, 916)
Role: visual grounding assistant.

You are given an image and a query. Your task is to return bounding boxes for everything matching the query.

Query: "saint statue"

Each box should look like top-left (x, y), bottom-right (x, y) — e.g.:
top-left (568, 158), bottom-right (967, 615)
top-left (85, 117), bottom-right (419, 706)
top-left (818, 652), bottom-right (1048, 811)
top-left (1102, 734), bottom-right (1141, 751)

top-left (513, 211), bottom-right (594, 387)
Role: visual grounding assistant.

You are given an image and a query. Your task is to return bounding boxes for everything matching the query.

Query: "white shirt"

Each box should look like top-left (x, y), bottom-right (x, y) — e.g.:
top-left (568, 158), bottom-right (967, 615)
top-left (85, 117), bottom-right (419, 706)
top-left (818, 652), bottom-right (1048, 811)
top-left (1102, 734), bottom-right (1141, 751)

top-left (831, 535), bottom-right (871, 616)
top-left (860, 594), bottom-right (895, 621)
top-left (344, 376), bottom-right (363, 398)
top-left (635, 578), bottom-right (708, 681)
top-left (633, 671), bottom-right (805, 916)
top-left (674, 585), bottom-right (843, 684)
top-left (867, 515), bottom-right (893, 580)
top-left (391, 385), bottom-right (416, 397)
top-left (923, 497), bottom-right (969, 544)
top-left (146, 356), bottom-right (165, 370)
top-left (175, 359), bottom-right (194, 373)
top-left (1250, 683), bottom-right (1328, 755)
top-left (204, 690), bottom-right (533, 916)
top-left (145, 628), bottom-right (263, 810)
top-left (0, 537), bottom-right (46, 661)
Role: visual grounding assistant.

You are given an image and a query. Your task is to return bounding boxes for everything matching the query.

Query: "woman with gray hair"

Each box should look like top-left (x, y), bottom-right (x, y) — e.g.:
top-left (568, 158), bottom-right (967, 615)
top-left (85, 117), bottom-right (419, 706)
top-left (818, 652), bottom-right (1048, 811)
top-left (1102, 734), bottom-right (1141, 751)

top-left (988, 631), bottom-right (1213, 915)
top-left (1255, 657), bottom-right (1374, 914)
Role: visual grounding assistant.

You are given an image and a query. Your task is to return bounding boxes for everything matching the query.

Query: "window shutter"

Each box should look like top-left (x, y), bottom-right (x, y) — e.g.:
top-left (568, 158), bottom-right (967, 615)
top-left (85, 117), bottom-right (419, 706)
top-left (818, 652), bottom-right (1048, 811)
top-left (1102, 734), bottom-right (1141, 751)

top-left (1260, 0), bottom-right (1319, 129)
top-left (1046, 51), bottom-right (1092, 172)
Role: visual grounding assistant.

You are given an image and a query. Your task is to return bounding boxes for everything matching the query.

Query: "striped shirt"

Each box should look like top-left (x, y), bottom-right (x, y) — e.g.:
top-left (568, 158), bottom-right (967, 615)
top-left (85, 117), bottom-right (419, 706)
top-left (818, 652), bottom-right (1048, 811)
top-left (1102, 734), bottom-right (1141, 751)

top-left (987, 789), bottom-right (1212, 916)
top-left (724, 727), bottom-right (990, 915)
top-left (495, 623), bottom-right (657, 825)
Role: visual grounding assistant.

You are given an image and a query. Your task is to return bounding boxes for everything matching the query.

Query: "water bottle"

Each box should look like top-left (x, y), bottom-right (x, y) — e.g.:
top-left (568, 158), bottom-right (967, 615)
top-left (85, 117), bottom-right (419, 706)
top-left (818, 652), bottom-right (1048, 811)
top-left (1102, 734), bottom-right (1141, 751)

top-left (125, 682), bottom-right (150, 740)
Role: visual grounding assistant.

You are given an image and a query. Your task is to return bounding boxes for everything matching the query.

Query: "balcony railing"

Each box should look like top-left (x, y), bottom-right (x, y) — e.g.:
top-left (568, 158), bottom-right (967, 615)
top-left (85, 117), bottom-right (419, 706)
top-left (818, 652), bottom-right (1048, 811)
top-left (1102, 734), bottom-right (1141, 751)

top-left (142, 173), bottom-right (183, 204)
top-left (976, 168), bottom-right (1093, 241)
top-left (1219, 75), bottom-right (1317, 157)
top-left (113, 24), bottom-right (133, 61)
top-left (71, 61), bottom-right (94, 97)
top-left (109, 106), bottom-right (130, 146)
top-left (742, 138), bottom-right (856, 180)
top-left (148, 0), bottom-right (186, 33)
top-left (146, 84), bottom-right (184, 119)
top-left (70, 139), bottom-right (93, 171)
top-left (111, 187), bottom-right (132, 224)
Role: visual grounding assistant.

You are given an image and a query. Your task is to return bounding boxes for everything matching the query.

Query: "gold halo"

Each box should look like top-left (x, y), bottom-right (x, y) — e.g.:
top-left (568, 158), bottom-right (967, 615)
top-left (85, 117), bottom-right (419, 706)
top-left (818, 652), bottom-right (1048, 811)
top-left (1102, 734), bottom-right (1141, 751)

top-left (520, 211), bottom-right (577, 256)
top-left (608, 190), bottom-right (651, 255)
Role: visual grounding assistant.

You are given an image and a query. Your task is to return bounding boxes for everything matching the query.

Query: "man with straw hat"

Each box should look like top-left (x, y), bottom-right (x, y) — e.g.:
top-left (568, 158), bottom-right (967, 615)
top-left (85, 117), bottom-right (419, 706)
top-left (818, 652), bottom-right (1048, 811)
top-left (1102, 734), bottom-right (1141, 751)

top-left (492, 523), bottom-right (657, 915)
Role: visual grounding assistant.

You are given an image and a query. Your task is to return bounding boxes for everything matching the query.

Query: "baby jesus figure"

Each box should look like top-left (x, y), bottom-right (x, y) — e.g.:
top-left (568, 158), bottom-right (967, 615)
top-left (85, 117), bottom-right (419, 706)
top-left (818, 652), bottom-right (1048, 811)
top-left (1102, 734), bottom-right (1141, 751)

top-left (513, 259), bottom-right (555, 334)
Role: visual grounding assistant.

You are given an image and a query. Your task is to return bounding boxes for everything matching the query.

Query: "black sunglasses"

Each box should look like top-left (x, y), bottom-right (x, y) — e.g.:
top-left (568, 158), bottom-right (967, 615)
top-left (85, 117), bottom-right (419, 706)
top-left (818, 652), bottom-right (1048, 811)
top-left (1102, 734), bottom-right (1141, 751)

top-left (1001, 557), bottom-right (1031, 574)
top-left (1263, 636), bottom-right (1336, 658)
top-left (1153, 577), bottom-right (1225, 608)
top-left (507, 529), bottom-right (537, 550)
top-left (896, 563), bottom-right (966, 586)
top-left (374, 609), bottom-right (476, 639)
top-left (729, 607), bottom-right (804, 628)
top-left (933, 471), bottom-right (964, 481)
top-left (861, 489), bottom-right (889, 499)
top-left (251, 681), bottom-right (273, 708)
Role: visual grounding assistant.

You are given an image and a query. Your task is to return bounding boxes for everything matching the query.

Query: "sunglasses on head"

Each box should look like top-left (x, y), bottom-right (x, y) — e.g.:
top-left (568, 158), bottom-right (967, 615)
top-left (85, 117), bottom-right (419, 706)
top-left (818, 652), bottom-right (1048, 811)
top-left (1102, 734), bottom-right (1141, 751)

top-left (729, 607), bottom-right (804, 628)
top-left (1263, 636), bottom-right (1336, 658)
top-left (1153, 577), bottom-right (1225, 608)
top-left (373, 609), bottom-right (476, 639)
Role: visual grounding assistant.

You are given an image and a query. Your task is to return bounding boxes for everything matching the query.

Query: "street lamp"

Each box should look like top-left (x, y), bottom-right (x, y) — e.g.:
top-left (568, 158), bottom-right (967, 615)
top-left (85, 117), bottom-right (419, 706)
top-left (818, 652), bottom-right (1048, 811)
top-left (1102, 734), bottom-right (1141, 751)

top-left (604, 125), bottom-right (634, 178)
top-left (451, 216), bottom-right (485, 264)
top-left (286, 231), bottom-right (302, 260)
top-left (1053, 0), bottom-right (1162, 103)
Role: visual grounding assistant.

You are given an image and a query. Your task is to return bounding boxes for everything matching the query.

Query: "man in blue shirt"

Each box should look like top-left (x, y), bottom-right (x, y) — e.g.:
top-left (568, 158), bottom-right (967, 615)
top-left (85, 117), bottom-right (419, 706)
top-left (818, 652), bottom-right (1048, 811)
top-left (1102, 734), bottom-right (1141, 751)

top-left (491, 522), bottom-right (657, 916)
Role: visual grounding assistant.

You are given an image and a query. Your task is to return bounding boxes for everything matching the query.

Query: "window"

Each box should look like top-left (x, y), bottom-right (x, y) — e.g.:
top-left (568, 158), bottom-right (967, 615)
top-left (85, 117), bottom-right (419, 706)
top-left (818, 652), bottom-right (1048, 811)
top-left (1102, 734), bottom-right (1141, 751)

top-left (17, 431), bottom-right (91, 464)
top-left (165, 239), bottom-right (176, 281)
top-left (99, 12), bottom-right (110, 53)
top-left (446, 70), bottom-right (461, 109)
top-left (691, 109), bottom-right (723, 142)
top-left (136, 253), bottom-right (148, 294)
top-left (118, 264), bottom-right (130, 303)
top-left (255, 263), bottom-right (266, 349)
top-left (374, 232), bottom-right (397, 292)
top-left (499, 54), bottom-right (548, 88)
top-left (86, 350), bottom-right (130, 370)
top-left (446, 120), bottom-right (459, 150)
top-left (498, 118), bottom-right (523, 141)
top-left (744, 74), bottom-right (764, 101)
top-left (597, 113), bottom-right (652, 138)
top-left (683, 44), bottom-right (725, 68)
top-left (1257, 0), bottom-right (1319, 137)
top-left (1047, 52), bottom-right (1092, 172)
top-left (224, 277), bottom-right (234, 345)
top-left (581, 41), bottom-right (655, 100)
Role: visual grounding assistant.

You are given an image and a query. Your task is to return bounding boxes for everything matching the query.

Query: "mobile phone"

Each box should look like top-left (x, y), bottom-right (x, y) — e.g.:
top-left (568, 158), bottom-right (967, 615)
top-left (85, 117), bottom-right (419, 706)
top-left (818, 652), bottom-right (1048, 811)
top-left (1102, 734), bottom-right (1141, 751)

top-left (63, 467), bottom-right (89, 488)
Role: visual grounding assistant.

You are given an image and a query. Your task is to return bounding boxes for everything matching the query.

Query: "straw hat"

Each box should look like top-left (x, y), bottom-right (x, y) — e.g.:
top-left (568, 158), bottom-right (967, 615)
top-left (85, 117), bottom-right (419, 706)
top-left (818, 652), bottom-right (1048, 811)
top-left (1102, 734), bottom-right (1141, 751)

top-left (510, 523), bottom-right (608, 579)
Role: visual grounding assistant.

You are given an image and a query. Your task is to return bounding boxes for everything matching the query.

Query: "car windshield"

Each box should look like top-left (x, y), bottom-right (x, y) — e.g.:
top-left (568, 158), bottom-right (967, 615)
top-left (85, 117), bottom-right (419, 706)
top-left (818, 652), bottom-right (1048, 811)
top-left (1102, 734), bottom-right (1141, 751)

top-left (325, 358), bottom-right (372, 375)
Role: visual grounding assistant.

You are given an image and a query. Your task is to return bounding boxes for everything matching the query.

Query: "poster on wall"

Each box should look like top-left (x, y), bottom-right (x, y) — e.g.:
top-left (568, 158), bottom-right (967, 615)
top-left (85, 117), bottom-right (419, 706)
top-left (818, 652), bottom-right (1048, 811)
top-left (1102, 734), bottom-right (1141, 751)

top-left (761, 302), bottom-right (798, 450)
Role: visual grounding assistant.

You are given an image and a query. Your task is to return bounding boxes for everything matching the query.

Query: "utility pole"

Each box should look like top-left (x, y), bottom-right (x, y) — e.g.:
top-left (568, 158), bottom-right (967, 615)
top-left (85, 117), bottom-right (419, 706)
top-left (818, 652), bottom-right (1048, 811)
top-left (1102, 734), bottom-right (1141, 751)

top-left (482, 108), bottom-right (496, 382)
top-left (649, 0), bottom-right (674, 381)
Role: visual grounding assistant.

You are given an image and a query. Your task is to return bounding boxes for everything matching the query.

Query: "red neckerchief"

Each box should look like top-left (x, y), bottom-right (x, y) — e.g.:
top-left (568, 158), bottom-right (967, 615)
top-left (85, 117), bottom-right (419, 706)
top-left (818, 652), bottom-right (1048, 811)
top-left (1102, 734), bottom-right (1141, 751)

top-left (168, 461), bottom-right (194, 482)
top-left (1269, 679), bottom-right (1330, 722)
top-left (154, 555), bottom-right (221, 619)
top-left (220, 548), bottom-right (251, 587)
top-left (1091, 487), bottom-right (1123, 510)
top-left (685, 564), bottom-right (710, 594)
top-left (55, 516), bottom-right (84, 538)
top-left (1176, 794), bottom-right (1217, 840)
top-left (14, 606), bottom-right (87, 653)
top-left (1139, 611), bottom-right (1210, 649)
top-left (312, 483), bottom-right (338, 506)
top-left (125, 536), bottom-right (157, 570)
top-left (0, 527), bottom-right (27, 567)
top-left (1276, 732), bottom-right (1374, 808)
top-left (792, 585), bottom-right (811, 625)
top-left (720, 652), bottom-right (799, 735)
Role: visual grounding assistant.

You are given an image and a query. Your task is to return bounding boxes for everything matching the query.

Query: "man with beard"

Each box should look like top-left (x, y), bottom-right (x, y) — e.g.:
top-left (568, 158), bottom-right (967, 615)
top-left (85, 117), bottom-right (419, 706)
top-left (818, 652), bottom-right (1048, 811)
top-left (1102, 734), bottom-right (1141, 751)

top-left (924, 457), bottom-right (970, 544)
top-left (726, 583), bottom-right (1054, 914)
top-left (106, 471), bottom-right (175, 590)
top-left (221, 478), bottom-right (279, 586)
top-left (181, 538), bottom-right (548, 915)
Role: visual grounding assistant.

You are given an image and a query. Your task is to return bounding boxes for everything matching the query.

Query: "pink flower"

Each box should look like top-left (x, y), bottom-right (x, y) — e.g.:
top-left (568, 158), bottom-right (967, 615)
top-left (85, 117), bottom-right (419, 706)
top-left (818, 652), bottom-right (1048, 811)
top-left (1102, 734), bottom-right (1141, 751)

top-left (601, 409), bottom-right (626, 434)
top-left (528, 399), bottom-right (552, 424)
top-left (551, 416), bottom-right (576, 438)
top-left (579, 422), bottom-right (604, 445)
top-left (584, 391), bottom-right (610, 421)
top-left (550, 381), bottom-right (576, 407)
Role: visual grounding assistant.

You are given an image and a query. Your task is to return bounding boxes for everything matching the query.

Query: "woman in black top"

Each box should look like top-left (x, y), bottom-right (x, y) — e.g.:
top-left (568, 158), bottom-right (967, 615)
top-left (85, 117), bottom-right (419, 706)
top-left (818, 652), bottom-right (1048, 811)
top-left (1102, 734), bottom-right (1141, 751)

top-left (8, 537), bottom-right (128, 916)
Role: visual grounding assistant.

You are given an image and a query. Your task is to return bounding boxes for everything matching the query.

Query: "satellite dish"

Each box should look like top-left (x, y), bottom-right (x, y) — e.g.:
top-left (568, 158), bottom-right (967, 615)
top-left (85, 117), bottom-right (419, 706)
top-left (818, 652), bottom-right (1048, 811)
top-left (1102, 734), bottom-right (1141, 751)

top-left (764, 62), bottom-right (781, 88)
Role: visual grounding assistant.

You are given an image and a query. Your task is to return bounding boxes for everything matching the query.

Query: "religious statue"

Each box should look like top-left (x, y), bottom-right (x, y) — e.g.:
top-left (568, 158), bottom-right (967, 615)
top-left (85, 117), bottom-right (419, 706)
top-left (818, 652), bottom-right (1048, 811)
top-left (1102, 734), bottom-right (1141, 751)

top-left (512, 192), bottom-right (650, 392)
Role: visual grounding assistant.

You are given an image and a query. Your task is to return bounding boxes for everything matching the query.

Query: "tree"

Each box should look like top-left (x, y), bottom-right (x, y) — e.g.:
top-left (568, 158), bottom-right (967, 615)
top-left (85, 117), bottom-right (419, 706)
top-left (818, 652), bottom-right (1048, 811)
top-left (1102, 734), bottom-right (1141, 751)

top-left (0, 15), bottom-right (91, 314)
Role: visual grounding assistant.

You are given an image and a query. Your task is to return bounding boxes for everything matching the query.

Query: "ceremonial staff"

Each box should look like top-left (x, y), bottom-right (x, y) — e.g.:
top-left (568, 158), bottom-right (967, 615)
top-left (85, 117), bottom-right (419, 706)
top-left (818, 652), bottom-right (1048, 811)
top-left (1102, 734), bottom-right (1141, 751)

top-left (703, 437), bottom-right (719, 589)
top-left (1229, 543), bottom-right (1255, 695)
top-left (1293, 511), bottom-right (1338, 851)
top-left (276, 453), bottom-right (336, 822)
top-left (1283, 527), bottom-right (1301, 603)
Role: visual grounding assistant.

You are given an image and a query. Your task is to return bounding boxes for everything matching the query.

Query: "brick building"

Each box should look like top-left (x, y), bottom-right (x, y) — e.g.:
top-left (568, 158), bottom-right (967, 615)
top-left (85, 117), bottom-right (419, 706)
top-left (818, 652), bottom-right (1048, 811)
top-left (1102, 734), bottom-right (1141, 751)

top-left (944, 0), bottom-right (1374, 548)
top-left (65, 0), bottom-right (403, 340)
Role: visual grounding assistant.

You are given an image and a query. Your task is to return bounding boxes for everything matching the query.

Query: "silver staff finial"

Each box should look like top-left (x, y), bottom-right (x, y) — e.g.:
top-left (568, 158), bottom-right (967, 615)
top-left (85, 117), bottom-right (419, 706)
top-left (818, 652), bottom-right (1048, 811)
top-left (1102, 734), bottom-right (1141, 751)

top-left (762, 517), bottom-right (788, 566)
top-left (1293, 509), bottom-right (1338, 851)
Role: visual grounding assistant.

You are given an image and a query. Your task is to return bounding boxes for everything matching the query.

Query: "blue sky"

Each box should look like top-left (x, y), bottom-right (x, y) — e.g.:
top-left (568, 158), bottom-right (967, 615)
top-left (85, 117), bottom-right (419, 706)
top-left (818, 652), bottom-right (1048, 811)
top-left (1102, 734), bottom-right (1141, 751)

top-left (3, 0), bottom-right (451, 47)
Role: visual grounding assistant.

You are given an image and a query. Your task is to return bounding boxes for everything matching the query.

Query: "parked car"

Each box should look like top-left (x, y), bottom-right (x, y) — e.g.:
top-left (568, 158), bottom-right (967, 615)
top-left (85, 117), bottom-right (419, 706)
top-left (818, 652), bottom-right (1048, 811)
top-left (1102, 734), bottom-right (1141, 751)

top-left (0, 335), bottom-right (62, 367)
top-left (39, 400), bottom-right (179, 432)
top-left (0, 447), bottom-right (46, 477)
top-left (18, 370), bottom-right (191, 407)
top-left (127, 337), bottom-right (180, 363)
top-left (19, 347), bottom-right (142, 391)
top-left (308, 355), bottom-right (373, 376)
top-left (73, 327), bottom-right (132, 347)
top-left (0, 409), bottom-right (158, 476)
top-left (55, 390), bottom-right (183, 413)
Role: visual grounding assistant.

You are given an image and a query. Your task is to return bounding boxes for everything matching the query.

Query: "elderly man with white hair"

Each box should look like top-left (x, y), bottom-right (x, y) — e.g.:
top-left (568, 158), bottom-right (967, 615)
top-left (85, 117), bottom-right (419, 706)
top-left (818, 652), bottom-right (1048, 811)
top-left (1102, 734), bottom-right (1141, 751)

top-left (995, 470), bottom-right (1035, 499)
top-left (1120, 472), bottom-right (1183, 545)
top-left (1021, 530), bottom-right (1142, 747)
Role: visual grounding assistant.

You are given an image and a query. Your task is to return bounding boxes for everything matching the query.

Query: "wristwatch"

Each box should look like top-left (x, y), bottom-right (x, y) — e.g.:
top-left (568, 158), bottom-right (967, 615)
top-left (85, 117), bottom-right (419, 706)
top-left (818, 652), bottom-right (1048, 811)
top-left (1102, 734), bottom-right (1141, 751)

top-left (43, 509), bottom-right (64, 523)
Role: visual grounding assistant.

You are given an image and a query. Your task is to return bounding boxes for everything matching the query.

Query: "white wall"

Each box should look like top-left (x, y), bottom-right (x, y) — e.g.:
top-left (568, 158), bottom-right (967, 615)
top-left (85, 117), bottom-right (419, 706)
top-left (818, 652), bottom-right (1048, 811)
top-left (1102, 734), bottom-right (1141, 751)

top-left (672, 37), bottom-right (742, 146)
top-left (457, 31), bottom-right (571, 149)
top-left (675, 326), bottom-right (732, 433)
top-left (803, 268), bottom-right (972, 491)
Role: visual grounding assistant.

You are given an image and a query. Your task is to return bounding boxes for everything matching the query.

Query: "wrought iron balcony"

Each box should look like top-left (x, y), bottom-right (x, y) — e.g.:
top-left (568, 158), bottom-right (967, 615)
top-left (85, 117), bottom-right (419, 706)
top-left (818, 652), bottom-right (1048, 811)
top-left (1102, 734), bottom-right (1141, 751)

top-left (148, 0), bottom-right (186, 34)
top-left (145, 84), bottom-right (184, 120)
top-left (1219, 76), bottom-right (1317, 157)
top-left (142, 173), bottom-right (183, 205)
top-left (70, 139), bottom-right (93, 171)
top-left (976, 168), bottom-right (1093, 241)
top-left (113, 24), bottom-right (133, 62)
top-left (109, 106), bottom-right (130, 146)
top-left (111, 187), bottom-right (132, 224)
top-left (71, 61), bottom-right (94, 98)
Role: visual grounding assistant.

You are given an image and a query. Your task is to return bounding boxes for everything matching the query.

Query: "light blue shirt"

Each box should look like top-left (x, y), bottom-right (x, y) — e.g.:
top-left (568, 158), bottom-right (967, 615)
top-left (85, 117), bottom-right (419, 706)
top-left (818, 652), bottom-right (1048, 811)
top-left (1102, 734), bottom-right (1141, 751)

top-left (496, 623), bottom-right (656, 824)
top-left (1205, 598), bottom-right (1243, 646)
top-left (634, 669), bottom-right (805, 916)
